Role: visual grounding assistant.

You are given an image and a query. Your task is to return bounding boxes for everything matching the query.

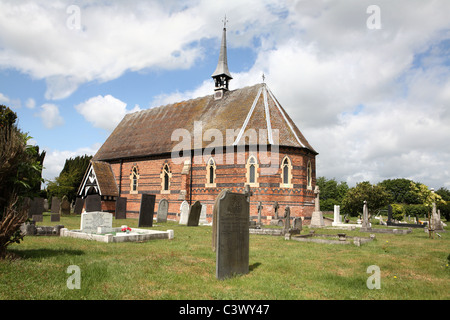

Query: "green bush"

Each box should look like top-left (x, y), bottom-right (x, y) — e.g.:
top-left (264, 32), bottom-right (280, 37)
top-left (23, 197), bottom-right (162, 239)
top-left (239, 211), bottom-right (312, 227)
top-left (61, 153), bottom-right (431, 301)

top-left (403, 204), bottom-right (429, 219)
top-left (437, 202), bottom-right (450, 221)
top-left (390, 203), bottom-right (404, 221)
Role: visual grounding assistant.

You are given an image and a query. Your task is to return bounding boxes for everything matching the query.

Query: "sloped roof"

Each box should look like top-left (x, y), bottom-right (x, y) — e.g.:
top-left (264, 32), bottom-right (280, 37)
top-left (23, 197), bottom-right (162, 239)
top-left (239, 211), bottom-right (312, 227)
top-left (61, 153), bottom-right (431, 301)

top-left (77, 160), bottom-right (119, 197)
top-left (93, 83), bottom-right (317, 161)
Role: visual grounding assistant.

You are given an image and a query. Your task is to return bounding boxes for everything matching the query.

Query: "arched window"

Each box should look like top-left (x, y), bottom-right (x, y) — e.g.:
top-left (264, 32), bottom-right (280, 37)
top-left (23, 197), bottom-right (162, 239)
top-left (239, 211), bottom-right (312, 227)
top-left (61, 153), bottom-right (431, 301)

top-left (307, 160), bottom-right (312, 190)
top-left (246, 155), bottom-right (259, 187)
top-left (206, 158), bottom-right (216, 187)
top-left (160, 163), bottom-right (172, 194)
top-left (130, 166), bottom-right (139, 194)
top-left (280, 156), bottom-right (293, 188)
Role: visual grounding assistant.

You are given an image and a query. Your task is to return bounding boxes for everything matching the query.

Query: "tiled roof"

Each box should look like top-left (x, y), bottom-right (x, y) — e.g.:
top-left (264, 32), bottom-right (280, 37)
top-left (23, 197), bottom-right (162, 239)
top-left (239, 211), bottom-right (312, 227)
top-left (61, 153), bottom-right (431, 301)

top-left (93, 83), bottom-right (317, 161)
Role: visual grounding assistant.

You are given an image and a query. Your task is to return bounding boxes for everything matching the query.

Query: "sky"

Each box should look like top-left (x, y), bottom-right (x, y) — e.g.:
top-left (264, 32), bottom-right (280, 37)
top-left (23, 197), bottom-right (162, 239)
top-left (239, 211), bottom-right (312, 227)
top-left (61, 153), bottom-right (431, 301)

top-left (1, 0), bottom-right (449, 190)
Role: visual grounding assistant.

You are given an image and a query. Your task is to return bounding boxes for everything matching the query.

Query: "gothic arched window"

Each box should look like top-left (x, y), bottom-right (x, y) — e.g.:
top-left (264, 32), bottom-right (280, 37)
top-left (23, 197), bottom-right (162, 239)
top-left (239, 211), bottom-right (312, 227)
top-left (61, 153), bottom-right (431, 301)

top-left (280, 156), bottom-right (293, 188)
top-left (206, 158), bottom-right (216, 187)
top-left (130, 166), bottom-right (139, 194)
top-left (307, 160), bottom-right (312, 190)
top-left (160, 163), bottom-right (172, 194)
top-left (246, 155), bottom-right (259, 187)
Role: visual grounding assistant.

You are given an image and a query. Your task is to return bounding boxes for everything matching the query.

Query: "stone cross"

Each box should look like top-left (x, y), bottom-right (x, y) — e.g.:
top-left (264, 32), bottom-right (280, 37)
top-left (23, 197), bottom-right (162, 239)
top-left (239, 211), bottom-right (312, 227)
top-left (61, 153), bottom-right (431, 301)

top-left (273, 201), bottom-right (279, 219)
top-left (257, 201), bottom-right (263, 224)
top-left (314, 186), bottom-right (320, 212)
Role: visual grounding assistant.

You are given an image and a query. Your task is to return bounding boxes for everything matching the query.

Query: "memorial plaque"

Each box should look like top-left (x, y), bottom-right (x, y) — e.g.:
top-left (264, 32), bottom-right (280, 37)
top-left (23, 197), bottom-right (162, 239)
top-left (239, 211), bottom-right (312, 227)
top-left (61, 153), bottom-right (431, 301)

top-left (138, 194), bottom-right (156, 227)
top-left (85, 194), bottom-right (102, 212)
top-left (51, 197), bottom-right (61, 214)
top-left (187, 200), bottom-right (202, 226)
top-left (215, 190), bottom-right (250, 280)
top-left (156, 198), bottom-right (168, 223)
top-left (74, 197), bottom-right (84, 215)
top-left (179, 200), bottom-right (189, 225)
top-left (115, 197), bottom-right (127, 220)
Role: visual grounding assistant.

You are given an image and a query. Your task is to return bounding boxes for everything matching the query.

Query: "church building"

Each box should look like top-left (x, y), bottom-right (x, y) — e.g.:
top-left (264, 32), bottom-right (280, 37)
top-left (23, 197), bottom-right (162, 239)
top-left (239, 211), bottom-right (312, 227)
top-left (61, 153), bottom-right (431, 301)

top-left (77, 23), bottom-right (318, 224)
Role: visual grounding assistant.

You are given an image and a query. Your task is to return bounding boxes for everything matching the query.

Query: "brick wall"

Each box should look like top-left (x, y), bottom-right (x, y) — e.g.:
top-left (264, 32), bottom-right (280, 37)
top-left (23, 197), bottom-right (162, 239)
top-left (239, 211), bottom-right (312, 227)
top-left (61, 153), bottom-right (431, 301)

top-left (108, 146), bottom-right (316, 225)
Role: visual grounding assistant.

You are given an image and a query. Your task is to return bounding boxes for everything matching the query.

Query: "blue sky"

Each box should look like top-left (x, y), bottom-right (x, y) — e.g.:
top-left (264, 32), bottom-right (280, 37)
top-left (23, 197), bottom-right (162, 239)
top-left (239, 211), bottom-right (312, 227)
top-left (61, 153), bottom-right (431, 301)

top-left (1, 0), bottom-right (450, 190)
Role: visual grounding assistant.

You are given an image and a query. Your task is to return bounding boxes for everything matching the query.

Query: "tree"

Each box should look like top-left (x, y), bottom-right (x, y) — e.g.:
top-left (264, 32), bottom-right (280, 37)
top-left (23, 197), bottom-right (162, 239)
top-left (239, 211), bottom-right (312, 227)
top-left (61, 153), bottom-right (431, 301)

top-left (378, 178), bottom-right (422, 204)
top-left (0, 105), bottom-right (44, 259)
top-left (46, 155), bottom-right (92, 203)
top-left (341, 181), bottom-right (391, 217)
top-left (316, 177), bottom-right (349, 211)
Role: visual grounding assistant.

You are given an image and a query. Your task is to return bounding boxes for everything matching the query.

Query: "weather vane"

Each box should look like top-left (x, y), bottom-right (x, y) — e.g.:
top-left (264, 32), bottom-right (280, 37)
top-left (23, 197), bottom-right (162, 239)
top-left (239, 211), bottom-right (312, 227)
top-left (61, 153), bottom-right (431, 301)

top-left (223, 14), bottom-right (228, 28)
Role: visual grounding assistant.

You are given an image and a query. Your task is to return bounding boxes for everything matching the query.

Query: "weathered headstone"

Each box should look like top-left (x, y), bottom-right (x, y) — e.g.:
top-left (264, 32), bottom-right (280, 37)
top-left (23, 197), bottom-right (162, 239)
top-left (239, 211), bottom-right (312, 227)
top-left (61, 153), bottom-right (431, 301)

top-left (115, 197), bottom-right (127, 220)
top-left (51, 213), bottom-right (60, 222)
top-left (215, 189), bottom-right (250, 280)
top-left (32, 215), bottom-right (43, 222)
top-left (179, 200), bottom-right (190, 225)
top-left (257, 201), bottom-right (263, 225)
top-left (187, 200), bottom-right (202, 226)
top-left (43, 199), bottom-right (49, 212)
top-left (138, 194), bottom-right (156, 227)
top-left (284, 207), bottom-right (291, 231)
top-left (292, 217), bottom-right (302, 232)
top-left (60, 196), bottom-right (71, 215)
top-left (80, 211), bottom-right (113, 233)
top-left (74, 197), bottom-right (84, 215)
top-left (361, 200), bottom-right (370, 230)
top-left (29, 198), bottom-right (44, 218)
top-left (199, 204), bottom-right (208, 225)
top-left (332, 205), bottom-right (341, 226)
top-left (156, 198), bottom-right (168, 223)
top-left (273, 201), bottom-right (279, 219)
top-left (212, 189), bottom-right (230, 251)
top-left (85, 194), bottom-right (102, 212)
top-left (310, 186), bottom-right (324, 227)
top-left (51, 197), bottom-right (61, 214)
top-left (387, 204), bottom-right (393, 223)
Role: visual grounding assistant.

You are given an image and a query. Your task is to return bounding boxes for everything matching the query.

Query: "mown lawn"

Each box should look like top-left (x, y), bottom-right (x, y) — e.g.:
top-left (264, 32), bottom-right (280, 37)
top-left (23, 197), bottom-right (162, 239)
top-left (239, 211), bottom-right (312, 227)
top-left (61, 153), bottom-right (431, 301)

top-left (1, 213), bottom-right (449, 300)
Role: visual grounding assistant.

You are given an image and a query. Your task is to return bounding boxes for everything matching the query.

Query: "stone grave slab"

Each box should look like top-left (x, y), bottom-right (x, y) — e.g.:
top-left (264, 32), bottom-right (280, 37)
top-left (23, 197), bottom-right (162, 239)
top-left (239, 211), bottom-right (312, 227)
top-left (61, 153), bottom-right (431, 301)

top-left (74, 198), bottom-right (84, 215)
top-left (157, 198), bottom-right (168, 223)
top-left (187, 200), bottom-right (202, 226)
top-left (115, 197), bottom-right (127, 219)
top-left (80, 211), bottom-right (113, 233)
top-left (179, 200), bottom-right (189, 225)
top-left (51, 197), bottom-right (61, 214)
top-left (215, 190), bottom-right (250, 280)
top-left (85, 194), bottom-right (102, 212)
top-left (138, 194), bottom-right (156, 227)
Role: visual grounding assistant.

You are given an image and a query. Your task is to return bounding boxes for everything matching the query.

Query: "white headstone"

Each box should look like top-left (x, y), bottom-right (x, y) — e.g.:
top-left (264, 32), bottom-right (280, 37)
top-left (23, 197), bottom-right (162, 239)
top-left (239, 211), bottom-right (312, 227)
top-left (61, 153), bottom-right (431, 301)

top-left (199, 204), bottom-right (208, 225)
top-left (179, 200), bottom-right (190, 225)
top-left (332, 205), bottom-right (341, 226)
top-left (80, 211), bottom-right (113, 233)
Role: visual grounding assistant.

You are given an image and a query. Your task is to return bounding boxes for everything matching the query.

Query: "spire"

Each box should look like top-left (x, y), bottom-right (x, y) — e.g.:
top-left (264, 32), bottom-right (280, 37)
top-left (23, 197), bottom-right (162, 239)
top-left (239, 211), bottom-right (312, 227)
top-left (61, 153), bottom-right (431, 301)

top-left (212, 15), bottom-right (232, 99)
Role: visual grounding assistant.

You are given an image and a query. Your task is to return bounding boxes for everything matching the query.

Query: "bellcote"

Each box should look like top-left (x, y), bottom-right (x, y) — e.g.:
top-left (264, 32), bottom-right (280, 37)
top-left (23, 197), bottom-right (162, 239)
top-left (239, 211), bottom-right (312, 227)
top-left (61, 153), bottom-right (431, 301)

top-left (212, 18), bottom-right (232, 100)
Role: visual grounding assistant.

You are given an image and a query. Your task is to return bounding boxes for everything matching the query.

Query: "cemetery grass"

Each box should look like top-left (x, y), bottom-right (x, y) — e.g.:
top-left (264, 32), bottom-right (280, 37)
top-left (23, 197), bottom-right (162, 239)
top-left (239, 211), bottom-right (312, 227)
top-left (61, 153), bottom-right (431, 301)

top-left (1, 213), bottom-right (449, 300)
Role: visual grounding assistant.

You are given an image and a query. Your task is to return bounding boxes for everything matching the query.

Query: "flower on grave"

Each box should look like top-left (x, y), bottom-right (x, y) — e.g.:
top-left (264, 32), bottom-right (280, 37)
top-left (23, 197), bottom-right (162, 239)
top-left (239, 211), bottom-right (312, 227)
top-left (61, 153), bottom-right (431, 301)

top-left (121, 227), bottom-right (132, 232)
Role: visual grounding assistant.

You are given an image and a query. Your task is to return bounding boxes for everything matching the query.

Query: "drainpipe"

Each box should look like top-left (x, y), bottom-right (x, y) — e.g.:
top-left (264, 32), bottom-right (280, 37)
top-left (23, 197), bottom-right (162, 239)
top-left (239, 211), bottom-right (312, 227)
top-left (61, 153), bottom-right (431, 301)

top-left (189, 149), bottom-right (193, 206)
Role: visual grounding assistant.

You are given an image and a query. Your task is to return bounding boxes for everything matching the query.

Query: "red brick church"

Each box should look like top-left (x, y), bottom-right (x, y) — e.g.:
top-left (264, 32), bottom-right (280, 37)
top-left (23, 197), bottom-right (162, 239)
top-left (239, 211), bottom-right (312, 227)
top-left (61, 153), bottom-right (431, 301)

top-left (77, 24), bottom-right (318, 224)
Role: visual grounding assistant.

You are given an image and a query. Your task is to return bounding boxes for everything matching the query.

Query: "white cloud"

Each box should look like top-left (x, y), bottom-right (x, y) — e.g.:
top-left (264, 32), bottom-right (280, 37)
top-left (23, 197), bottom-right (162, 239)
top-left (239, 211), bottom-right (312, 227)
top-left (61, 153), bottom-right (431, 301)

top-left (25, 97), bottom-right (36, 109)
top-left (0, 93), bottom-right (10, 103)
top-left (41, 143), bottom-right (101, 183)
top-left (75, 94), bottom-right (141, 132)
top-left (36, 103), bottom-right (64, 129)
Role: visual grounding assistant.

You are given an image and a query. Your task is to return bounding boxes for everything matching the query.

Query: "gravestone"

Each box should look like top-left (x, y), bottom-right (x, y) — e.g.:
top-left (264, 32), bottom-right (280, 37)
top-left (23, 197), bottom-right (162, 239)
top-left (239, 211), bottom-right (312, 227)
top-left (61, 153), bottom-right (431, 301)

top-left (51, 197), bottom-right (61, 214)
top-left (284, 207), bottom-right (291, 231)
top-left (85, 194), bottom-right (102, 212)
top-left (51, 213), bottom-right (60, 222)
top-left (29, 197), bottom-right (44, 218)
top-left (74, 198), bottom-right (84, 215)
top-left (80, 211), bottom-right (113, 233)
top-left (387, 204), bottom-right (393, 223)
top-left (215, 189), bottom-right (250, 280)
top-left (332, 205), bottom-right (341, 226)
top-left (187, 200), bottom-right (202, 226)
top-left (60, 196), bottom-right (71, 215)
top-left (199, 204), bottom-right (208, 225)
top-left (43, 199), bottom-right (49, 212)
top-left (157, 198), bottom-right (168, 223)
top-left (310, 186), bottom-right (324, 227)
top-left (115, 197), bottom-right (127, 219)
top-left (179, 200), bottom-right (190, 225)
top-left (431, 201), bottom-right (443, 231)
top-left (138, 194), bottom-right (156, 227)
top-left (273, 201), bottom-right (279, 219)
top-left (257, 201), bottom-right (263, 225)
top-left (292, 217), bottom-right (302, 232)
top-left (32, 215), bottom-right (43, 222)
top-left (212, 189), bottom-right (230, 252)
top-left (361, 200), bottom-right (370, 230)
